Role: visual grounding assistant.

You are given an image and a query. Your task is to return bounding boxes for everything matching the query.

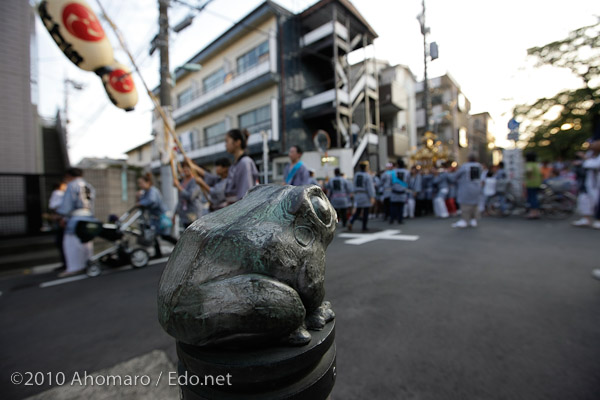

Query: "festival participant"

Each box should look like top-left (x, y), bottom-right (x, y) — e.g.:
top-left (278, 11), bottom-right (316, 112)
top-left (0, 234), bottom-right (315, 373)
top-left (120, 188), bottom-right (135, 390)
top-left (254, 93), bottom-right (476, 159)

top-left (224, 129), bottom-right (259, 204)
top-left (56, 168), bottom-right (96, 277)
top-left (283, 145), bottom-right (310, 186)
top-left (326, 168), bottom-right (353, 228)
top-left (348, 161), bottom-right (375, 232)
top-left (450, 155), bottom-right (483, 228)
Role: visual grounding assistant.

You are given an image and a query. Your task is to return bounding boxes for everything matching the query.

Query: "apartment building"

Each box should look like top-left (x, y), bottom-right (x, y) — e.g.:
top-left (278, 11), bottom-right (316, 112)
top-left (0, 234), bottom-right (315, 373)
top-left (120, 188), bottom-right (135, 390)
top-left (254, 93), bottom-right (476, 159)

top-left (125, 139), bottom-right (154, 168)
top-left (378, 63), bottom-right (418, 164)
top-left (469, 112), bottom-right (494, 166)
top-left (161, 0), bottom-right (379, 181)
top-left (416, 73), bottom-right (471, 164)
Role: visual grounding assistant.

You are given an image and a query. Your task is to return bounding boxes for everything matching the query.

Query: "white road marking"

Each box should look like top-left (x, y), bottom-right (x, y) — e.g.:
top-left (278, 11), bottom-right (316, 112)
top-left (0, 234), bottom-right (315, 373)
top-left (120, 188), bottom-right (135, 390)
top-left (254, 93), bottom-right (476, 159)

top-left (338, 229), bottom-right (420, 245)
top-left (38, 257), bottom-right (170, 288)
top-left (31, 262), bottom-right (63, 275)
top-left (149, 256), bottom-right (169, 265)
top-left (40, 274), bottom-right (89, 288)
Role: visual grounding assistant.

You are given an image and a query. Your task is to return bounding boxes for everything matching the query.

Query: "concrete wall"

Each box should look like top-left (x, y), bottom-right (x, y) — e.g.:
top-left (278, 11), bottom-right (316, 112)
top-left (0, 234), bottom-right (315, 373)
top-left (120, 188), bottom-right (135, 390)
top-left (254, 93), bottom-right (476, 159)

top-left (83, 168), bottom-right (139, 223)
top-left (0, 1), bottom-right (39, 173)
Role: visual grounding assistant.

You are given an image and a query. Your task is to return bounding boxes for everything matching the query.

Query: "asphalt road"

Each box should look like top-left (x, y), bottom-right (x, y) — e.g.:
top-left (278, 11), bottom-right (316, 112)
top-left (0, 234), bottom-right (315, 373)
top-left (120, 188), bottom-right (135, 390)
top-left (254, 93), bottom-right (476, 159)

top-left (1, 216), bottom-right (599, 400)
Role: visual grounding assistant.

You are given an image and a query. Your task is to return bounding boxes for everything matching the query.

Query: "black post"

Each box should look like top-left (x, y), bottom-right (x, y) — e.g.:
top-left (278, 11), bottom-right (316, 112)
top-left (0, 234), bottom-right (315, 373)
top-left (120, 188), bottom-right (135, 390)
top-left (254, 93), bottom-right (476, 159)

top-left (177, 321), bottom-right (336, 399)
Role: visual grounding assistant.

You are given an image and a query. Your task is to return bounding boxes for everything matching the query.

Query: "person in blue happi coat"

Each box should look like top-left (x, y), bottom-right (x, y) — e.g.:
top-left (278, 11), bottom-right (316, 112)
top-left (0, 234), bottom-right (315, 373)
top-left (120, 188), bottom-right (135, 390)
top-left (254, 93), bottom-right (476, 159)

top-left (283, 145), bottom-right (310, 186)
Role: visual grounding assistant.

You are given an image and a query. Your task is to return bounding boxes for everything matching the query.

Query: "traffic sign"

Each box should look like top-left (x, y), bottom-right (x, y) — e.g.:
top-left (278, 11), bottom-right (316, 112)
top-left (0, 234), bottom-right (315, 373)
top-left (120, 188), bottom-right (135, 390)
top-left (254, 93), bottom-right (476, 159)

top-left (507, 132), bottom-right (519, 141)
top-left (508, 118), bottom-right (520, 131)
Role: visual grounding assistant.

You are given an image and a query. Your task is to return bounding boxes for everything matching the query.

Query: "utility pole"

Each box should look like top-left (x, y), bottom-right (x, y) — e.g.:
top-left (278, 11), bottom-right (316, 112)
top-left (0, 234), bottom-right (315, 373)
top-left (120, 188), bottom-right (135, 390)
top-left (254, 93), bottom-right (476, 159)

top-left (419, 0), bottom-right (431, 133)
top-left (159, 0), bottom-right (171, 108)
top-left (158, 0), bottom-right (177, 211)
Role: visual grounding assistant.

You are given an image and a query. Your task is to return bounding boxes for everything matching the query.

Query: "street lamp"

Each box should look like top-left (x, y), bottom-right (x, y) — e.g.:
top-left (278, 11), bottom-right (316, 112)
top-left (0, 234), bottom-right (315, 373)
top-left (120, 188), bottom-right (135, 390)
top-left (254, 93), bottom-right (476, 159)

top-left (171, 63), bottom-right (202, 86)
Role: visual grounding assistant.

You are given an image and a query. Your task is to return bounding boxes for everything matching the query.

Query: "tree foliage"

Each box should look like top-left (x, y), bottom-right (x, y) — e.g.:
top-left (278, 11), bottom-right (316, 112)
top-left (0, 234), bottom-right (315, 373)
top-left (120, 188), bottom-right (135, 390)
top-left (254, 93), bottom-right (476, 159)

top-left (513, 18), bottom-right (599, 160)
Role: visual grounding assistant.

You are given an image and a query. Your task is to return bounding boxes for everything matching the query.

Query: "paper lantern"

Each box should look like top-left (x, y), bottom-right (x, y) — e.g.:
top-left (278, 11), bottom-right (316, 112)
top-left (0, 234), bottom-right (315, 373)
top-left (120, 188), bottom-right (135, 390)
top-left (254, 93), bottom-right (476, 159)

top-left (100, 62), bottom-right (138, 111)
top-left (38, 0), bottom-right (114, 73)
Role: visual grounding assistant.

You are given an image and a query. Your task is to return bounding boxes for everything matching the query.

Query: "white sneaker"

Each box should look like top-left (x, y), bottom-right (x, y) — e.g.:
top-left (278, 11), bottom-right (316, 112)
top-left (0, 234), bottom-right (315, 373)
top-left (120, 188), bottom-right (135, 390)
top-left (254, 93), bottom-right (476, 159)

top-left (470, 219), bottom-right (478, 228)
top-left (452, 220), bottom-right (468, 228)
top-left (592, 269), bottom-right (600, 280)
top-left (592, 221), bottom-right (600, 230)
top-left (572, 218), bottom-right (590, 227)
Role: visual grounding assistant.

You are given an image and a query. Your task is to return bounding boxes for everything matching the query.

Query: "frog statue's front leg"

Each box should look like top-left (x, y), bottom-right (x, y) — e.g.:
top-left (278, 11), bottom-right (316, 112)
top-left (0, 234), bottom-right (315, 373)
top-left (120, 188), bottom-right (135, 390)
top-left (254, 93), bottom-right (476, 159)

top-left (287, 301), bottom-right (335, 345)
top-left (306, 301), bottom-right (336, 330)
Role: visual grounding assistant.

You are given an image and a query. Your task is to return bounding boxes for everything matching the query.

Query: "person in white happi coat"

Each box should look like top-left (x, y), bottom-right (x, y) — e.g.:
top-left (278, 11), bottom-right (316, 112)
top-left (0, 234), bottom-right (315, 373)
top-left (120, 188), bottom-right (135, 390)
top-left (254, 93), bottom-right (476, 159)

top-left (573, 140), bottom-right (600, 229)
top-left (56, 168), bottom-right (96, 277)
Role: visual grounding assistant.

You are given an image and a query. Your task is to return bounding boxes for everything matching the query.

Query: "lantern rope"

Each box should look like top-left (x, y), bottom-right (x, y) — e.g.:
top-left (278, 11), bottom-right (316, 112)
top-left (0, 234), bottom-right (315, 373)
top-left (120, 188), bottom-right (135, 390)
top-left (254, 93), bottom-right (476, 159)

top-left (93, 0), bottom-right (211, 200)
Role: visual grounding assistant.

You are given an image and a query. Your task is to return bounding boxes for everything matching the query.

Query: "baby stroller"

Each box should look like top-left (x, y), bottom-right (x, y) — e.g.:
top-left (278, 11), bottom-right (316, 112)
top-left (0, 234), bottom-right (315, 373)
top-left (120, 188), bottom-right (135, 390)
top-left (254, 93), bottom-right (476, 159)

top-left (75, 206), bottom-right (155, 277)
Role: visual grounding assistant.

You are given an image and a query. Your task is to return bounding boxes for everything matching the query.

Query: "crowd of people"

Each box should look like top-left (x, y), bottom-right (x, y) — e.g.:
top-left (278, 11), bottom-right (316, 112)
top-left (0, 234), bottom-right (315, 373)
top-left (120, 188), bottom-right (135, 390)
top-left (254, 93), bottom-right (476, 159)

top-left (315, 155), bottom-right (490, 231)
top-left (47, 128), bottom-right (259, 278)
top-left (47, 131), bottom-right (600, 280)
top-left (310, 148), bottom-right (600, 233)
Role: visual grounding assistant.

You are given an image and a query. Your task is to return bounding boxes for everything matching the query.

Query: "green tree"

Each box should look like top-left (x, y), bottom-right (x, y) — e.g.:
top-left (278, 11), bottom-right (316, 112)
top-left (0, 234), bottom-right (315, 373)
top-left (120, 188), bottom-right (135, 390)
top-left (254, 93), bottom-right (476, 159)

top-left (513, 19), bottom-right (599, 160)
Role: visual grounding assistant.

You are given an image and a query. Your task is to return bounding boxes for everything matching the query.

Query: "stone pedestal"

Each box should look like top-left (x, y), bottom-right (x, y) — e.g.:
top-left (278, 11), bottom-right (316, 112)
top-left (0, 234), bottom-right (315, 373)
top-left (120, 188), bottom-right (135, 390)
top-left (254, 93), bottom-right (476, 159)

top-left (176, 321), bottom-right (336, 400)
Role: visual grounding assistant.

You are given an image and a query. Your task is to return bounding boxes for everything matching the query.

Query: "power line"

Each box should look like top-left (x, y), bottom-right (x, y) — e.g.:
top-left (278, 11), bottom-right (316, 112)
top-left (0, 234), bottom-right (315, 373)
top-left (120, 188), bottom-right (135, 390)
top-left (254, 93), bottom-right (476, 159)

top-left (172, 0), bottom-right (337, 64)
top-left (68, 102), bottom-right (110, 139)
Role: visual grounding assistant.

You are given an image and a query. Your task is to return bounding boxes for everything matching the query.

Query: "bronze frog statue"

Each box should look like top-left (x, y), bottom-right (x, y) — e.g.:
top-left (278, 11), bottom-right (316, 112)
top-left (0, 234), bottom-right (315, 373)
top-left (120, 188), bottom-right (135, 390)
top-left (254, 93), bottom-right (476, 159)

top-left (158, 184), bottom-right (336, 347)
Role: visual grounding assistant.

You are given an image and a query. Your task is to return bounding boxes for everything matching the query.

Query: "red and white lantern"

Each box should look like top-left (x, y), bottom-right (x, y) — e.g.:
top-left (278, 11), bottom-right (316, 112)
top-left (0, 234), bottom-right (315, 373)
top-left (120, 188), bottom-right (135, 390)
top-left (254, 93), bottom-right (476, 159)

top-left (100, 61), bottom-right (138, 111)
top-left (38, 0), bottom-right (114, 73)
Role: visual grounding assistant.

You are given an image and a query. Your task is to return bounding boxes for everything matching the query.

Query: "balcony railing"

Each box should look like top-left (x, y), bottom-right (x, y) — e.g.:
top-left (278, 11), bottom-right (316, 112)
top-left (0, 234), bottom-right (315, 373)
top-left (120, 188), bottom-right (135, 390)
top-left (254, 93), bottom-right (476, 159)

top-left (172, 60), bottom-right (272, 120)
top-left (301, 75), bottom-right (377, 110)
top-left (299, 21), bottom-right (348, 47)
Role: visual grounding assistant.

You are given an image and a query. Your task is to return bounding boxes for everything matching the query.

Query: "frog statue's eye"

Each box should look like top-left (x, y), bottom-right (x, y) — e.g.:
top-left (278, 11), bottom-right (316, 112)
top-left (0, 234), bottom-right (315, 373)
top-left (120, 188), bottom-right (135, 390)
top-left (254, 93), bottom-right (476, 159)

top-left (310, 194), bottom-right (332, 225)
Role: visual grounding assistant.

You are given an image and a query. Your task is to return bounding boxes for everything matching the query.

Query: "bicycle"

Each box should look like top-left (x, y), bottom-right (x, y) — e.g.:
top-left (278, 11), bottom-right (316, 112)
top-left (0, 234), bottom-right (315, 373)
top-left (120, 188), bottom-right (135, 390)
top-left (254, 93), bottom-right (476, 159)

top-left (486, 181), bottom-right (576, 219)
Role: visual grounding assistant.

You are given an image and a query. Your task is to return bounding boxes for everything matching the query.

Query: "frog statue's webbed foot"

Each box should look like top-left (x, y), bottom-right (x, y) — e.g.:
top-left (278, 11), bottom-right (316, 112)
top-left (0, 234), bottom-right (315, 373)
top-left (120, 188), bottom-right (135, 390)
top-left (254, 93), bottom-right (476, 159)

top-left (286, 325), bottom-right (312, 346)
top-left (285, 302), bottom-right (335, 346)
top-left (305, 301), bottom-right (335, 331)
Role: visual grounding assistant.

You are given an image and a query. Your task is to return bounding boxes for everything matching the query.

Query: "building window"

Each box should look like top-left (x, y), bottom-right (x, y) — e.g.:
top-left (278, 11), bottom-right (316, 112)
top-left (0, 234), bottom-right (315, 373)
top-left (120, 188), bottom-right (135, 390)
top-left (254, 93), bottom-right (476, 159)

top-left (203, 68), bottom-right (226, 93)
top-left (239, 104), bottom-right (271, 135)
top-left (190, 128), bottom-right (201, 149)
top-left (204, 121), bottom-right (227, 146)
top-left (237, 41), bottom-right (269, 75)
top-left (458, 127), bottom-right (468, 148)
top-left (179, 131), bottom-right (194, 153)
top-left (177, 87), bottom-right (194, 108)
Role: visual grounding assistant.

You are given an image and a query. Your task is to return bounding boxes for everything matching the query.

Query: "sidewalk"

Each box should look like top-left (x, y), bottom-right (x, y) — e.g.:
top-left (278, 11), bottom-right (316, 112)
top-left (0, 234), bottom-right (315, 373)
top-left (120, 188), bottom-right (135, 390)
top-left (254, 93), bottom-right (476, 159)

top-left (24, 350), bottom-right (179, 400)
top-left (0, 234), bottom-right (60, 276)
top-left (0, 233), bottom-right (174, 279)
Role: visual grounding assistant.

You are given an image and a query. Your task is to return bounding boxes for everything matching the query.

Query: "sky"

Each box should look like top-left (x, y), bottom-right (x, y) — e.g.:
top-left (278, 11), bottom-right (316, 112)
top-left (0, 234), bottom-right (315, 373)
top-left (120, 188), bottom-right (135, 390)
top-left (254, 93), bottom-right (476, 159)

top-left (34, 0), bottom-right (600, 164)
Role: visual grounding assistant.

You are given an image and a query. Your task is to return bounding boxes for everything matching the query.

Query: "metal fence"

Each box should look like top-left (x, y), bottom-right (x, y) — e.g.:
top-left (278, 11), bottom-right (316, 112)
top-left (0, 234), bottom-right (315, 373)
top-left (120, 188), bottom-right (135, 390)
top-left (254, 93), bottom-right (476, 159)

top-left (0, 173), bottom-right (63, 237)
